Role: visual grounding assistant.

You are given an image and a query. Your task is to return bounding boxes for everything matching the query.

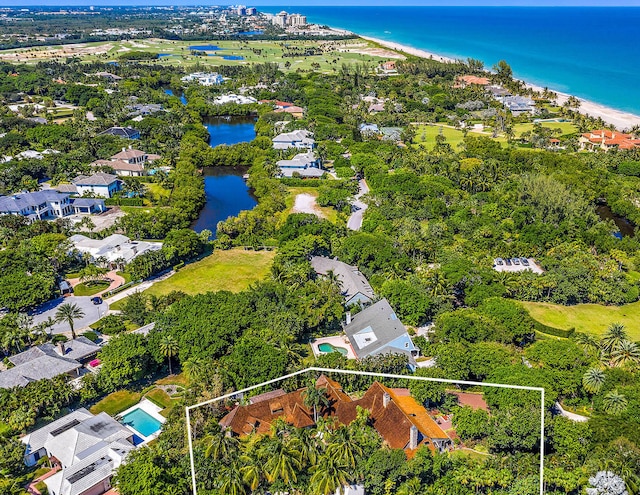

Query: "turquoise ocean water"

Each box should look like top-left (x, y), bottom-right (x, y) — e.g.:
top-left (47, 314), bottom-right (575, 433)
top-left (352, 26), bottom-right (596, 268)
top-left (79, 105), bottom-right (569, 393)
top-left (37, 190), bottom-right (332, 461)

top-left (267, 7), bottom-right (640, 115)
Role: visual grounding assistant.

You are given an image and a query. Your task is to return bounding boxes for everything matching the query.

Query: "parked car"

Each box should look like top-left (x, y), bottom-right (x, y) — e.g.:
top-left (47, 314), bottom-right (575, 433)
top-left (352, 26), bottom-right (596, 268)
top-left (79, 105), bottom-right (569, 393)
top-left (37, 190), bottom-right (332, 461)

top-left (513, 258), bottom-right (520, 265)
top-left (521, 257), bottom-right (530, 266)
top-left (505, 258), bottom-right (512, 266)
top-left (91, 296), bottom-right (103, 305)
top-left (495, 258), bottom-right (504, 266)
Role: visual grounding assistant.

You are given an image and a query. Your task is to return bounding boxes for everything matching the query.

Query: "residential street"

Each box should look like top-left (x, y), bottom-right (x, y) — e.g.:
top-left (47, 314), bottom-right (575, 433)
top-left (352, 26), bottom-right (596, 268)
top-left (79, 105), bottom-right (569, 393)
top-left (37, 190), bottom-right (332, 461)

top-left (347, 178), bottom-right (369, 231)
top-left (29, 296), bottom-right (108, 335)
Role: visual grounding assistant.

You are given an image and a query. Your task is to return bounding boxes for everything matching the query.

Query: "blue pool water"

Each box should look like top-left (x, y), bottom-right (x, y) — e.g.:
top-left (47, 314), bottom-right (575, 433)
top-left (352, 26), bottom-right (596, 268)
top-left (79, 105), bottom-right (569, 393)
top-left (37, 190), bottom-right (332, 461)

top-left (120, 408), bottom-right (162, 438)
top-left (222, 55), bottom-right (244, 60)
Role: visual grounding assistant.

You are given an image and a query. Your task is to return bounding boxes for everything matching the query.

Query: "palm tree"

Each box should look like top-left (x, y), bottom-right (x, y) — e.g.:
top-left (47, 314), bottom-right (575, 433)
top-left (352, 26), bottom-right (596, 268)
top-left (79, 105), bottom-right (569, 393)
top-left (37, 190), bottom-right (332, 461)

top-left (309, 454), bottom-right (350, 495)
top-left (204, 429), bottom-right (239, 461)
top-left (610, 340), bottom-right (640, 368)
top-left (55, 302), bottom-right (85, 340)
top-left (302, 380), bottom-right (330, 423)
top-left (326, 426), bottom-right (362, 469)
top-left (159, 334), bottom-right (179, 375)
top-left (261, 431), bottom-right (302, 486)
top-left (574, 332), bottom-right (601, 358)
top-left (217, 460), bottom-right (248, 495)
top-left (602, 390), bottom-right (628, 415)
top-left (602, 323), bottom-right (628, 353)
top-left (582, 368), bottom-right (606, 395)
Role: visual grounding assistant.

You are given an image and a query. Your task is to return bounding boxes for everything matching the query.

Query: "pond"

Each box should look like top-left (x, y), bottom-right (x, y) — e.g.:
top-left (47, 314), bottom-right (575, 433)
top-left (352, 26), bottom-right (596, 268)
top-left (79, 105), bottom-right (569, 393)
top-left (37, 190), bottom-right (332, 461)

top-left (164, 89), bottom-right (258, 237)
top-left (596, 203), bottom-right (635, 238)
top-left (191, 168), bottom-right (257, 236)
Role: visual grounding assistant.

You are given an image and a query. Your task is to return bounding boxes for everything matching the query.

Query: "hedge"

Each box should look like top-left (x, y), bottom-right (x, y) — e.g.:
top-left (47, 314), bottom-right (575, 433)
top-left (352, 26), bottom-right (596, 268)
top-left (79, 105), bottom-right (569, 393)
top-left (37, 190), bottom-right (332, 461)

top-left (105, 198), bottom-right (144, 206)
top-left (532, 319), bottom-right (575, 339)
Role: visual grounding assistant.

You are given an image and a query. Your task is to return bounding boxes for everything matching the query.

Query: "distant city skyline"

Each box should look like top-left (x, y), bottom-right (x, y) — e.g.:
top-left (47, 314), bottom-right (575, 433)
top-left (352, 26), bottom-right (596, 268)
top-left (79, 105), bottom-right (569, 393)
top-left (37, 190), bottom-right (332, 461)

top-left (1, 1), bottom-right (640, 7)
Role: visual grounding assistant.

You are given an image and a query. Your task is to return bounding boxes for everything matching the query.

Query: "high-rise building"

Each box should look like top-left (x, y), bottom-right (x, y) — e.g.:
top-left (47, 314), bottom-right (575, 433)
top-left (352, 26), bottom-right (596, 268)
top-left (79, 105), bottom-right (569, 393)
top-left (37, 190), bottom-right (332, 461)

top-left (287, 13), bottom-right (307, 27)
top-left (273, 11), bottom-right (288, 28)
top-left (246, 7), bottom-right (256, 15)
top-left (236, 5), bottom-right (246, 16)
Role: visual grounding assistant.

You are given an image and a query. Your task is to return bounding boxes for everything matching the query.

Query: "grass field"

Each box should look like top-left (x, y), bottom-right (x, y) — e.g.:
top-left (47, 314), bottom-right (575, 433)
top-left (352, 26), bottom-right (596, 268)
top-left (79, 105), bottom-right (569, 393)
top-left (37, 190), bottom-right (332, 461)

top-left (512, 121), bottom-right (578, 137)
top-left (284, 186), bottom-right (339, 223)
top-left (413, 124), bottom-right (505, 150)
top-left (143, 248), bottom-right (275, 297)
top-left (73, 281), bottom-right (110, 296)
top-left (521, 300), bottom-right (640, 341)
top-left (90, 390), bottom-right (141, 416)
top-left (0, 38), bottom-right (396, 73)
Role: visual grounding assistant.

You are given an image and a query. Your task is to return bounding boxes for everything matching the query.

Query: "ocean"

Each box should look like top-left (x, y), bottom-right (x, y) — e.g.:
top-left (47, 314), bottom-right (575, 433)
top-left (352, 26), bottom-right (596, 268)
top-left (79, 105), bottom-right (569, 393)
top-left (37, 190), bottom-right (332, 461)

top-left (266, 7), bottom-right (640, 115)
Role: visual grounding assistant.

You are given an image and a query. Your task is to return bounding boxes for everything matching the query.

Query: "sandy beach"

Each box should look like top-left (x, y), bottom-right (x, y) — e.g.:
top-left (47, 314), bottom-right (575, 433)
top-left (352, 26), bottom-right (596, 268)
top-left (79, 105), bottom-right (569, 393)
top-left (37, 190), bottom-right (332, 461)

top-left (362, 35), bottom-right (640, 131)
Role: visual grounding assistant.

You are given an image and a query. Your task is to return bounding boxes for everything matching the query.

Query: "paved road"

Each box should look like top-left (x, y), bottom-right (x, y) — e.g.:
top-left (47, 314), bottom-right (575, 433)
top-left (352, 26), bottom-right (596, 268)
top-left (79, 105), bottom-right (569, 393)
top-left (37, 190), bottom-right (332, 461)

top-left (29, 296), bottom-right (109, 335)
top-left (347, 179), bottom-right (370, 231)
top-left (555, 402), bottom-right (589, 422)
top-left (105, 270), bottom-right (176, 305)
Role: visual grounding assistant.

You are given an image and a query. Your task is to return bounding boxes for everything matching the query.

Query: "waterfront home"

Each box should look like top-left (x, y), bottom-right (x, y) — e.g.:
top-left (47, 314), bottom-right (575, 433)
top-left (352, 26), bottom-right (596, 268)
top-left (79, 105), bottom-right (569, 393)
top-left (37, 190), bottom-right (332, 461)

top-left (378, 60), bottom-right (398, 74)
top-left (343, 298), bottom-right (420, 368)
top-left (579, 129), bottom-right (640, 151)
top-left (311, 256), bottom-right (375, 306)
top-left (181, 72), bottom-right (224, 86)
top-left (21, 408), bottom-right (134, 495)
top-left (497, 95), bottom-right (536, 115)
top-left (454, 75), bottom-right (491, 88)
top-left (0, 338), bottom-right (100, 390)
top-left (69, 233), bottom-right (162, 265)
top-left (212, 93), bottom-right (257, 105)
top-left (91, 147), bottom-right (162, 177)
top-left (221, 375), bottom-right (451, 454)
top-left (73, 173), bottom-right (121, 198)
top-left (0, 190), bottom-right (73, 220)
top-left (276, 151), bottom-right (323, 178)
top-left (272, 129), bottom-right (315, 150)
top-left (99, 126), bottom-right (140, 140)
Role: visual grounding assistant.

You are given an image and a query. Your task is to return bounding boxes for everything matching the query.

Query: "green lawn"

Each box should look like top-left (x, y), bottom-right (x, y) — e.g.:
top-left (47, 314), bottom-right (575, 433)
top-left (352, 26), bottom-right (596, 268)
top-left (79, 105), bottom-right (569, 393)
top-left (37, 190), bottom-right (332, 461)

top-left (143, 248), bottom-right (276, 297)
top-left (73, 281), bottom-right (110, 296)
top-left (145, 388), bottom-right (173, 409)
top-left (90, 390), bottom-right (141, 416)
top-left (413, 124), bottom-right (505, 150)
top-left (512, 121), bottom-right (578, 137)
top-left (521, 300), bottom-right (640, 341)
top-left (0, 38), bottom-right (396, 73)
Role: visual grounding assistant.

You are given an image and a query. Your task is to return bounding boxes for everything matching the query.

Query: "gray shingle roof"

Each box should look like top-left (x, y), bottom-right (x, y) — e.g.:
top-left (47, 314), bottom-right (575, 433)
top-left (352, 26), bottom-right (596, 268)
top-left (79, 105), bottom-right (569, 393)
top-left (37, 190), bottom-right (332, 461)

top-left (99, 126), bottom-right (139, 138)
top-left (0, 190), bottom-right (69, 214)
top-left (311, 256), bottom-right (375, 303)
top-left (73, 173), bottom-right (118, 186)
top-left (21, 408), bottom-right (94, 455)
top-left (343, 298), bottom-right (418, 362)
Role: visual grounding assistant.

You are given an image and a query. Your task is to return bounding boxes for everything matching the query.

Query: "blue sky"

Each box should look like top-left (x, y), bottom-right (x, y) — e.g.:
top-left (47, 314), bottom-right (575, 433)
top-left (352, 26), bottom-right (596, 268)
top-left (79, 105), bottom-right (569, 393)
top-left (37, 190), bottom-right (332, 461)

top-left (3, 1), bottom-right (640, 6)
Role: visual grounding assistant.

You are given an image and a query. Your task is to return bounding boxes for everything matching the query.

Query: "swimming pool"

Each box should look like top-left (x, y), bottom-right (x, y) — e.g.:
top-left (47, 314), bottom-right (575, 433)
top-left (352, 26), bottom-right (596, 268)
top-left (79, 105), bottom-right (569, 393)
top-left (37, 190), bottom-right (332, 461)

top-left (120, 408), bottom-right (162, 438)
top-left (318, 343), bottom-right (348, 356)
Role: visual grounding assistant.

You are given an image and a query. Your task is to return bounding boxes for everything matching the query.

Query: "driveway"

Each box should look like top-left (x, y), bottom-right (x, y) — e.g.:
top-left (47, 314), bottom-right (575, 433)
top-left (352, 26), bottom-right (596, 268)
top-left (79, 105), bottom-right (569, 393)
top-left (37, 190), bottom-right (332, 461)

top-left (347, 179), bottom-right (370, 231)
top-left (29, 296), bottom-right (109, 335)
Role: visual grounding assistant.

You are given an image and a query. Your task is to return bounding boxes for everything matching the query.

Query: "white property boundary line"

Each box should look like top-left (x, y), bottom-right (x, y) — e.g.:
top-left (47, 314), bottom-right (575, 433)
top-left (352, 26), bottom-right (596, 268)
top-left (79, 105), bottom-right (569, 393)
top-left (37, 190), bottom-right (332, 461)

top-left (185, 367), bottom-right (546, 495)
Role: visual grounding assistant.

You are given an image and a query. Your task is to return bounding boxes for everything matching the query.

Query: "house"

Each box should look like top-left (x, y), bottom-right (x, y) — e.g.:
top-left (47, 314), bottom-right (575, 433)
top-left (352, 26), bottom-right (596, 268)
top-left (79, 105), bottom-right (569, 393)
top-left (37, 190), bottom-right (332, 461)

top-left (454, 75), bottom-right (491, 88)
top-left (69, 233), bottom-right (162, 265)
top-left (379, 61), bottom-right (398, 74)
top-left (125, 103), bottom-right (164, 117)
top-left (99, 127), bottom-right (140, 140)
top-left (343, 298), bottom-right (420, 367)
top-left (220, 375), bottom-right (451, 454)
top-left (71, 198), bottom-right (106, 215)
top-left (0, 190), bottom-right (73, 220)
top-left (91, 147), bottom-right (162, 177)
top-left (0, 338), bottom-right (100, 390)
top-left (368, 102), bottom-right (386, 114)
top-left (276, 151), bottom-right (323, 178)
top-left (579, 129), bottom-right (640, 151)
top-left (381, 127), bottom-right (403, 142)
top-left (275, 105), bottom-right (305, 118)
top-left (212, 94), bottom-right (257, 105)
top-left (21, 408), bottom-right (135, 495)
top-left (94, 71), bottom-right (122, 82)
top-left (272, 129), bottom-right (315, 150)
top-left (359, 123), bottom-right (381, 137)
top-left (497, 95), bottom-right (535, 115)
top-left (73, 173), bottom-right (121, 198)
top-left (311, 256), bottom-right (375, 306)
top-left (181, 72), bottom-right (224, 86)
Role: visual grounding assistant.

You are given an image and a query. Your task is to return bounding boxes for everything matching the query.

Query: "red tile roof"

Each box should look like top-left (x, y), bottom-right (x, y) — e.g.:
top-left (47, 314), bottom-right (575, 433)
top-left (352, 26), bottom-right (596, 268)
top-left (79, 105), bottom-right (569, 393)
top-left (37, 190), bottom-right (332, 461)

top-left (220, 376), bottom-right (449, 453)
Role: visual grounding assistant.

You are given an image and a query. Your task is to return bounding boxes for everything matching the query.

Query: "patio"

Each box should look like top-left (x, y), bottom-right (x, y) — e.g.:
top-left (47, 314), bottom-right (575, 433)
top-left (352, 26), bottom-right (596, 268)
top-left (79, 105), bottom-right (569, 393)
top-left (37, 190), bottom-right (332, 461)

top-left (310, 335), bottom-right (357, 360)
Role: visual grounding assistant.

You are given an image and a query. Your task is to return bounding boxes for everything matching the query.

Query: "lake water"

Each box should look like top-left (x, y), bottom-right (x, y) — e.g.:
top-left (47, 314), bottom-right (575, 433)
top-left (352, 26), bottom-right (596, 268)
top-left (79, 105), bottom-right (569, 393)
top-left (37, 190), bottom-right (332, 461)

top-left (596, 204), bottom-right (635, 238)
top-left (192, 168), bottom-right (257, 236)
top-left (164, 88), bottom-right (258, 236)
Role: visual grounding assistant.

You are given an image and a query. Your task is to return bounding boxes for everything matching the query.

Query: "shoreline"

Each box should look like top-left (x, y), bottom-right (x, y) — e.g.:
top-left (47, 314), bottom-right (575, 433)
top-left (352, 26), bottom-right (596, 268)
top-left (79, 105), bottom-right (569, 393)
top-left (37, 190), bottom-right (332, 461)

top-left (360, 34), bottom-right (640, 131)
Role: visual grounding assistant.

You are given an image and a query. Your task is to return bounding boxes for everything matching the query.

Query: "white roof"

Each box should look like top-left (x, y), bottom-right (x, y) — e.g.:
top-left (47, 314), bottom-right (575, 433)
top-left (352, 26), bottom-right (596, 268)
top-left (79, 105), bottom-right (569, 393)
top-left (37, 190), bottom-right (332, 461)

top-left (69, 234), bottom-right (161, 264)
